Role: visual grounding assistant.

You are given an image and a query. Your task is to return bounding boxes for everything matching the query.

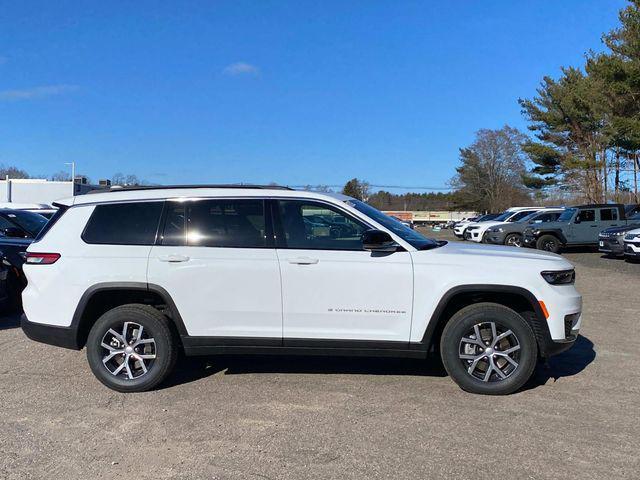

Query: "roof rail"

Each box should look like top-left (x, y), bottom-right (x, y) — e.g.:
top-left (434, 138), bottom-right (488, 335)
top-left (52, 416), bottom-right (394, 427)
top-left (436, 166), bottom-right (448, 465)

top-left (87, 184), bottom-right (295, 194)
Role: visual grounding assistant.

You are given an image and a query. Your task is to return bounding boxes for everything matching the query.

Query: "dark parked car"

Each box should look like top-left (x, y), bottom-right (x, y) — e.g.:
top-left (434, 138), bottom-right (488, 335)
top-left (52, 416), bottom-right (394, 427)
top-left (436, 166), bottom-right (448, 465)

top-left (598, 212), bottom-right (640, 257)
top-left (523, 204), bottom-right (627, 253)
top-left (484, 209), bottom-right (564, 247)
top-left (0, 209), bottom-right (49, 310)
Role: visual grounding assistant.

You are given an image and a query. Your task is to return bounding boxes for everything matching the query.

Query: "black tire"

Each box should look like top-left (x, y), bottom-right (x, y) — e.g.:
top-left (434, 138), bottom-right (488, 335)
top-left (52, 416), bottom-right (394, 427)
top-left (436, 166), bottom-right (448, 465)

top-left (536, 234), bottom-right (561, 253)
top-left (504, 233), bottom-right (523, 248)
top-left (440, 303), bottom-right (538, 395)
top-left (86, 304), bottom-right (178, 392)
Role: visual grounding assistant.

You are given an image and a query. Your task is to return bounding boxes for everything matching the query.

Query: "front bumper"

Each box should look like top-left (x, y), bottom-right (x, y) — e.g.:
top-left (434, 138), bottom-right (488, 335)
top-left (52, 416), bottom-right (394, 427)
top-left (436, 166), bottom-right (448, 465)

top-left (624, 241), bottom-right (640, 258)
top-left (598, 237), bottom-right (625, 256)
top-left (484, 232), bottom-right (507, 245)
top-left (523, 234), bottom-right (537, 247)
top-left (21, 314), bottom-right (81, 350)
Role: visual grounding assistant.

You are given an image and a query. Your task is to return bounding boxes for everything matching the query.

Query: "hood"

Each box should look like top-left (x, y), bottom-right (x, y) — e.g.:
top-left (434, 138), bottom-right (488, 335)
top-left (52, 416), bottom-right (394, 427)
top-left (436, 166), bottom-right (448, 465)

top-left (523, 221), bottom-right (567, 232)
top-left (601, 223), bottom-right (640, 234)
top-left (416, 240), bottom-right (573, 269)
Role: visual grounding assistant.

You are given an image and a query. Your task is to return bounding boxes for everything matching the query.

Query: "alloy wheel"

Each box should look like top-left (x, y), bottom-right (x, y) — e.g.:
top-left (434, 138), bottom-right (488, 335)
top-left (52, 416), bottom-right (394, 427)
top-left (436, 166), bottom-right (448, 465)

top-left (459, 322), bottom-right (521, 382)
top-left (506, 235), bottom-right (522, 247)
top-left (100, 322), bottom-right (156, 380)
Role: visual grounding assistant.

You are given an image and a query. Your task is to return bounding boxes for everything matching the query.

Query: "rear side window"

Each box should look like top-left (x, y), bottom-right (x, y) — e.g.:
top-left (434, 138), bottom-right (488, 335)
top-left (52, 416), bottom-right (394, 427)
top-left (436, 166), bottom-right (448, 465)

top-left (160, 199), bottom-right (267, 248)
top-left (599, 208), bottom-right (618, 221)
top-left (82, 202), bottom-right (163, 245)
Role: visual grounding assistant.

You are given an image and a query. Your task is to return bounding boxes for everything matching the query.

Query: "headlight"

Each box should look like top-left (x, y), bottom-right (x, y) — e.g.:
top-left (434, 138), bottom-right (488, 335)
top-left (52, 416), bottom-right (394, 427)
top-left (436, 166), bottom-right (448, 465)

top-left (541, 269), bottom-right (575, 285)
top-left (496, 227), bottom-right (505, 233)
top-left (613, 231), bottom-right (626, 236)
top-left (625, 233), bottom-right (640, 241)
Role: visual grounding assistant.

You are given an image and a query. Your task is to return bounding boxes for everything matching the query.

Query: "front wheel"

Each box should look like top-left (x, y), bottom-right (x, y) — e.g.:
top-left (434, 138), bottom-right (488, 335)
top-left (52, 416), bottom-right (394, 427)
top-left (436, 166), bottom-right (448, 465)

top-left (536, 234), bottom-right (561, 253)
top-left (86, 304), bottom-right (178, 392)
top-left (440, 303), bottom-right (538, 395)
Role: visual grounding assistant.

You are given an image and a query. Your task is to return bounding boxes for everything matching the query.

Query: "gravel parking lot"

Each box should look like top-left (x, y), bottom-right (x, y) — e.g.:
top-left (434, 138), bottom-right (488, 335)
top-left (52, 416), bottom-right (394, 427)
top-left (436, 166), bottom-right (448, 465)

top-left (1, 230), bottom-right (639, 480)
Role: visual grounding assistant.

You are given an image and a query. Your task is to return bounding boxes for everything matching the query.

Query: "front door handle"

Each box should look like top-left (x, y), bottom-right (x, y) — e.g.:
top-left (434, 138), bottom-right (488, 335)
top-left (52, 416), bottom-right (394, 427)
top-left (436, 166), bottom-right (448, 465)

top-left (158, 254), bottom-right (190, 263)
top-left (288, 257), bottom-right (319, 265)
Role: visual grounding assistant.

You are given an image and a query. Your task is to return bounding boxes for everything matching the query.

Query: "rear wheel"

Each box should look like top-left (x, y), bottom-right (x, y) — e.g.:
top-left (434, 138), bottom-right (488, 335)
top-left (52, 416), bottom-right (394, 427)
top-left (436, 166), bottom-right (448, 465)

top-left (440, 303), bottom-right (538, 395)
top-left (536, 234), bottom-right (561, 253)
top-left (504, 233), bottom-right (523, 247)
top-left (86, 304), bottom-right (177, 392)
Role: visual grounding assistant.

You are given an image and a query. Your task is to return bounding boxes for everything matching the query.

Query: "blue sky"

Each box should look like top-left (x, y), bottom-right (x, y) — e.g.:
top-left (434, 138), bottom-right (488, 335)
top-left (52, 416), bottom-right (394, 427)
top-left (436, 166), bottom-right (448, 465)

top-left (0, 0), bottom-right (628, 192)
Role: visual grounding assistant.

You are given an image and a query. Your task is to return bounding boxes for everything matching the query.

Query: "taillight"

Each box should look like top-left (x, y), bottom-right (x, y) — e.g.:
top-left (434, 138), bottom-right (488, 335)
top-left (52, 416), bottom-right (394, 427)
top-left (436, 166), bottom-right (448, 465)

top-left (25, 253), bottom-right (60, 265)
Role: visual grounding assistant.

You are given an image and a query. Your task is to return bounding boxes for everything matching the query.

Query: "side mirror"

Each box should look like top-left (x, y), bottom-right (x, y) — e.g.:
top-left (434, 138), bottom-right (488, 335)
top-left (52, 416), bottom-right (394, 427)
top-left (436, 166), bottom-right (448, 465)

top-left (1, 227), bottom-right (26, 238)
top-left (574, 216), bottom-right (581, 224)
top-left (362, 229), bottom-right (398, 252)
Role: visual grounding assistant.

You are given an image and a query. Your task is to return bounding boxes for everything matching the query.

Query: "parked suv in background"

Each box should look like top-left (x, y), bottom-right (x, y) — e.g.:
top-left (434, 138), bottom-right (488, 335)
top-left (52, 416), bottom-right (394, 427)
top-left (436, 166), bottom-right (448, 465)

top-left (0, 209), bottom-right (49, 310)
top-left (624, 228), bottom-right (640, 261)
top-left (464, 207), bottom-right (542, 243)
top-left (523, 204), bottom-right (626, 253)
top-left (485, 209), bottom-right (564, 247)
top-left (21, 186), bottom-right (582, 395)
top-left (599, 212), bottom-right (640, 257)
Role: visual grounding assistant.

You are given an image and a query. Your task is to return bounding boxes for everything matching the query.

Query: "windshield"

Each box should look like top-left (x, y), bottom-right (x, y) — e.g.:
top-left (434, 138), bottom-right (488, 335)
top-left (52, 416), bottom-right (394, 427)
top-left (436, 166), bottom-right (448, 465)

top-left (3, 210), bottom-right (48, 237)
top-left (492, 212), bottom-right (511, 222)
top-left (558, 208), bottom-right (576, 222)
top-left (517, 212), bottom-right (539, 223)
top-left (629, 212), bottom-right (640, 221)
top-left (476, 214), bottom-right (498, 222)
top-left (346, 199), bottom-right (440, 250)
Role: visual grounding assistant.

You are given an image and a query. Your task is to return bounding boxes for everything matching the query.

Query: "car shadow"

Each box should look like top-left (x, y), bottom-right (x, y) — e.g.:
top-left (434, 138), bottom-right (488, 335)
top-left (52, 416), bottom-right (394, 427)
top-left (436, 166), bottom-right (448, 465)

top-left (162, 336), bottom-right (596, 391)
top-left (161, 354), bottom-right (448, 389)
top-left (526, 335), bottom-right (596, 389)
top-left (0, 313), bottom-right (21, 330)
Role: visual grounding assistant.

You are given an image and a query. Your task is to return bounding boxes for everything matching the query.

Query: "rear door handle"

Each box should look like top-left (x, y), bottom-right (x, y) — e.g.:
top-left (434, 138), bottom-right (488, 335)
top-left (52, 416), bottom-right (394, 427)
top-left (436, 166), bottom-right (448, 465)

top-left (288, 257), bottom-right (319, 265)
top-left (158, 254), bottom-right (190, 263)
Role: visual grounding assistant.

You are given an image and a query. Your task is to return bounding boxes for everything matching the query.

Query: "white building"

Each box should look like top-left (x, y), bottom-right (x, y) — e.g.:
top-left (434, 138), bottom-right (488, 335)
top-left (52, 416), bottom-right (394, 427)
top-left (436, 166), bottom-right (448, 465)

top-left (0, 178), bottom-right (101, 206)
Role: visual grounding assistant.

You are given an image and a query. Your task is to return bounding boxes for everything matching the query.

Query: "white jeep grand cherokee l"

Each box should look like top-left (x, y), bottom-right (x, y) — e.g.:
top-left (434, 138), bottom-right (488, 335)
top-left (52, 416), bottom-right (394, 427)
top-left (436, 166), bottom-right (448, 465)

top-left (21, 186), bottom-right (582, 395)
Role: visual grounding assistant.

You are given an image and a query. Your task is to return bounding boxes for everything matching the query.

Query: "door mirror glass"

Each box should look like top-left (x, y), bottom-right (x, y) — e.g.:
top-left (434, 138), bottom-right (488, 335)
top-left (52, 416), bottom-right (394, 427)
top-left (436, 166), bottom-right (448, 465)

top-left (362, 229), bottom-right (397, 252)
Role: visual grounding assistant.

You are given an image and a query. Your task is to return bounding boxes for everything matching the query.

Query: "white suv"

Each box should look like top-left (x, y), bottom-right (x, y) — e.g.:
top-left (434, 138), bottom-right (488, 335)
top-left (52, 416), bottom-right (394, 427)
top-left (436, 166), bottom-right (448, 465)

top-left (21, 186), bottom-right (582, 395)
top-left (464, 207), bottom-right (543, 243)
top-left (624, 228), bottom-right (640, 260)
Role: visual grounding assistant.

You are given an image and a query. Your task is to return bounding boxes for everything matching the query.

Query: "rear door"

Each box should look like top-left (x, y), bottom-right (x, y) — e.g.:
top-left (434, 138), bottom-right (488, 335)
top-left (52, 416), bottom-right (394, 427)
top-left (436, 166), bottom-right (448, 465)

top-left (598, 207), bottom-right (621, 229)
top-left (147, 198), bottom-right (282, 338)
top-left (274, 199), bottom-right (413, 342)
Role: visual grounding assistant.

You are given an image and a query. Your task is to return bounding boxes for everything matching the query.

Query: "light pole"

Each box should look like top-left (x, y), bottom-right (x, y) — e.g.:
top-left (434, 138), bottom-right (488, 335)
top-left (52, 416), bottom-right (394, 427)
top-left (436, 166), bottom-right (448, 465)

top-left (65, 162), bottom-right (75, 196)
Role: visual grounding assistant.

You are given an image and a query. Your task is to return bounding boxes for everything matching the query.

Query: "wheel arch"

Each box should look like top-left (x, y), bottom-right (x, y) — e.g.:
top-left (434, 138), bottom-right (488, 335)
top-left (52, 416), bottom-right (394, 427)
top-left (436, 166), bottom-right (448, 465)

top-left (72, 282), bottom-right (187, 349)
top-left (418, 284), bottom-right (554, 357)
top-left (535, 229), bottom-right (567, 244)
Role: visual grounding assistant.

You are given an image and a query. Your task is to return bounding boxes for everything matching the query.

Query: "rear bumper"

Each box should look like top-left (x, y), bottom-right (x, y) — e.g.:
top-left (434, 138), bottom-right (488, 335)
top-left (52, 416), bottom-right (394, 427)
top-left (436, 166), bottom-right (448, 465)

top-left (21, 314), bottom-right (81, 350)
top-left (523, 234), bottom-right (537, 247)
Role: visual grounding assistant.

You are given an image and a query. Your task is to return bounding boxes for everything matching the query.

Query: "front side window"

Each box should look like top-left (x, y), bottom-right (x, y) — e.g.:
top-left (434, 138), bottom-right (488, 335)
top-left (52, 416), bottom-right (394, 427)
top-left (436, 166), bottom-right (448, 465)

top-left (576, 209), bottom-right (595, 222)
top-left (347, 199), bottom-right (440, 250)
top-left (82, 202), bottom-right (164, 245)
top-left (277, 200), bottom-right (367, 250)
top-left (161, 199), bottom-right (267, 248)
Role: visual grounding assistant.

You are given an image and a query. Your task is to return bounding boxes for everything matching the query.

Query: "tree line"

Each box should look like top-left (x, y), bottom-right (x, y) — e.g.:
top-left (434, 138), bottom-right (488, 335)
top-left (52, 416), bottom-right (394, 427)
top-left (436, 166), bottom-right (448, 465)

top-left (453, 1), bottom-right (640, 212)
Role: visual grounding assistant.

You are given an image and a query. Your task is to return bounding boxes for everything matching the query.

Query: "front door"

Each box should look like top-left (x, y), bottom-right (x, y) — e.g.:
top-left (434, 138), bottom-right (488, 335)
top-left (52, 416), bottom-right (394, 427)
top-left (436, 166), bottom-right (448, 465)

top-left (147, 198), bottom-right (282, 338)
top-left (274, 199), bottom-right (414, 342)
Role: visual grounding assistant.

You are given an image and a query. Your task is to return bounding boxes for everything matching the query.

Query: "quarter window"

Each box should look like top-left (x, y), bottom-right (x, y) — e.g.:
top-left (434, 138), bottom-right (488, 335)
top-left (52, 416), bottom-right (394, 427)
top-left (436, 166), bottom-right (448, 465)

top-left (276, 200), bottom-right (368, 250)
top-left (82, 202), bottom-right (163, 245)
top-left (161, 199), bottom-right (267, 248)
